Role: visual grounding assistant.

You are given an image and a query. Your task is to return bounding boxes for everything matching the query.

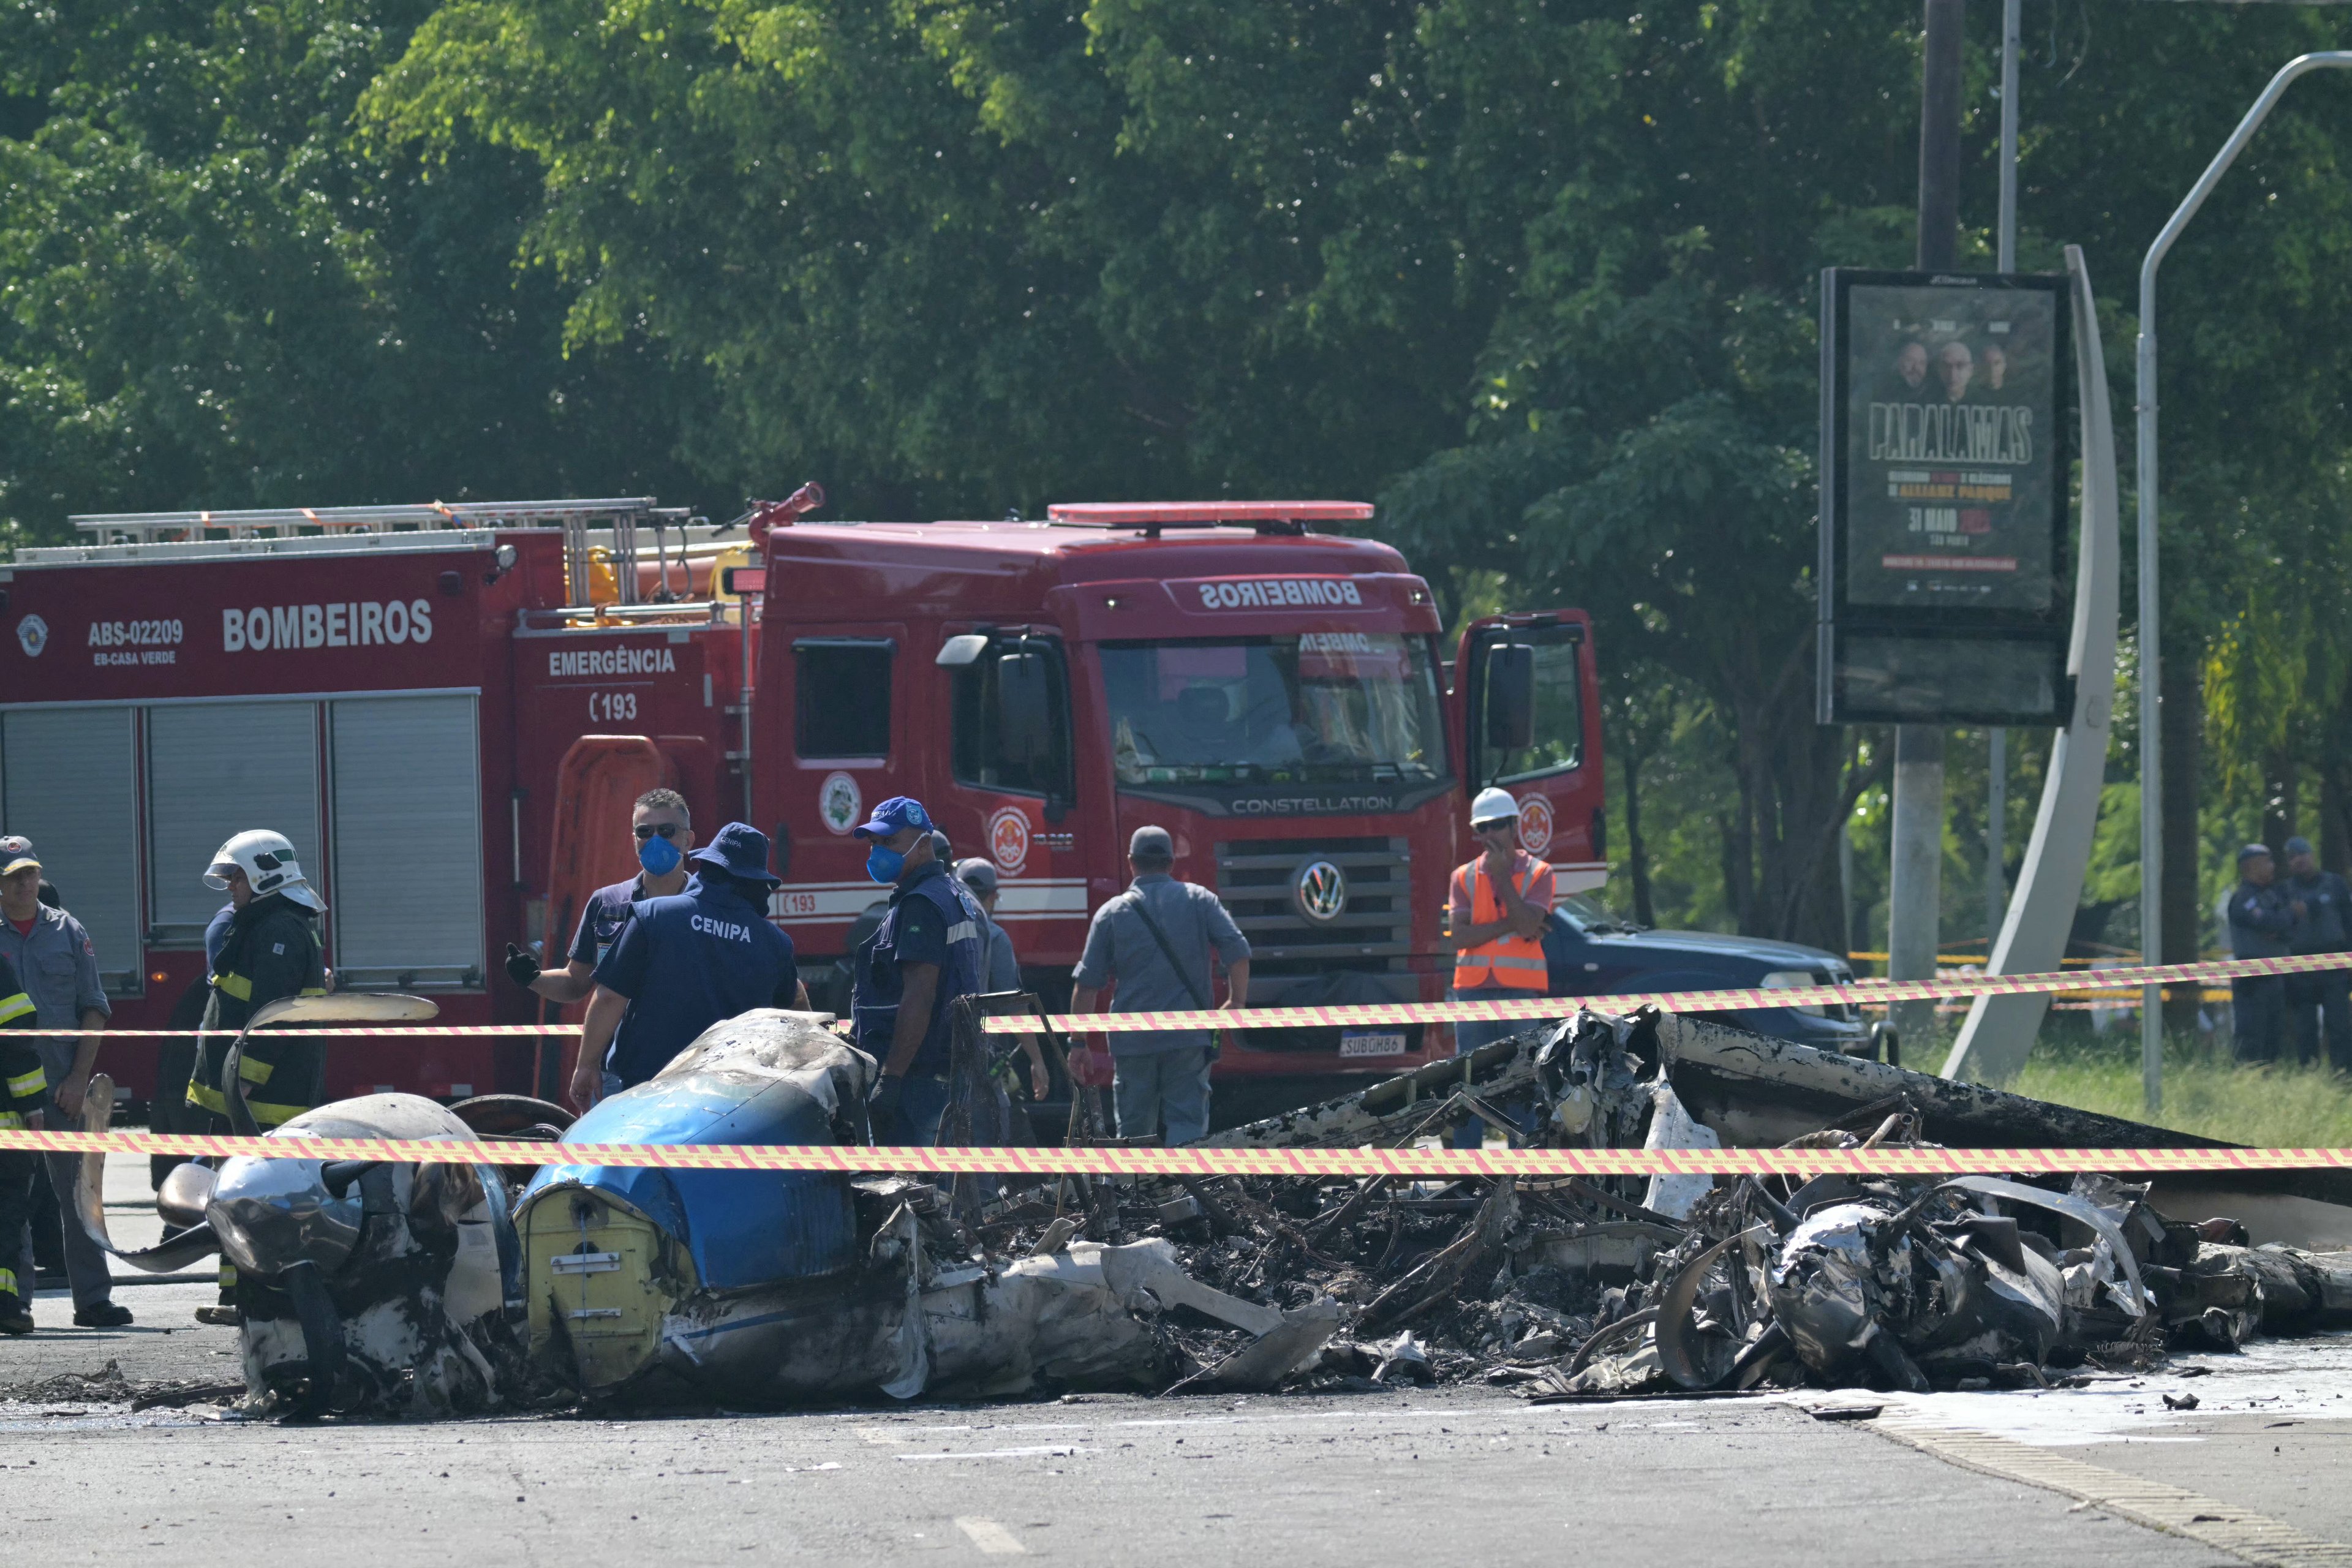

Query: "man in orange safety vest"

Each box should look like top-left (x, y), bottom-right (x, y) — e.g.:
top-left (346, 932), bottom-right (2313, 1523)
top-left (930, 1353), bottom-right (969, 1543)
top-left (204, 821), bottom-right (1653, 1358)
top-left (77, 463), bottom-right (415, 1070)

top-left (1446, 786), bottom-right (1556, 1148)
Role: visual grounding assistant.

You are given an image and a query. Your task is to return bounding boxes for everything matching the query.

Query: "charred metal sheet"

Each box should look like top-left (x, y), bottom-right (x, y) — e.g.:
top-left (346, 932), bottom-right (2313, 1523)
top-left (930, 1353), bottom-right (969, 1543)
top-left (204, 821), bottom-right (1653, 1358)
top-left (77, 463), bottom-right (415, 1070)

top-left (1654, 1011), bottom-right (2352, 1209)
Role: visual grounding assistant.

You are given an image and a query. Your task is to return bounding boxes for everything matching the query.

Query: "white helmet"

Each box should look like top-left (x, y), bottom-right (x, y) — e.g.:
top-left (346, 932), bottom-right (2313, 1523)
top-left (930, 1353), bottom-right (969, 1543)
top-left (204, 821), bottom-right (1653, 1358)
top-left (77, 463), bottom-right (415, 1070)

top-left (1469, 787), bottom-right (1521, 828)
top-left (205, 830), bottom-right (325, 911)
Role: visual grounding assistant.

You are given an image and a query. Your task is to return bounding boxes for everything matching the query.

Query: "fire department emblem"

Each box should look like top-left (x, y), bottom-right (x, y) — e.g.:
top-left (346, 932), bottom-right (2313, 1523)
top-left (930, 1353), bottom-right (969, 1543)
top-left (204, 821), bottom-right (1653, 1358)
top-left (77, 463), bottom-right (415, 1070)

top-left (15, 615), bottom-right (47, 658)
top-left (988, 805), bottom-right (1030, 875)
top-left (818, 771), bottom-right (862, 835)
top-left (1515, 794), bottom-right (1555, 856)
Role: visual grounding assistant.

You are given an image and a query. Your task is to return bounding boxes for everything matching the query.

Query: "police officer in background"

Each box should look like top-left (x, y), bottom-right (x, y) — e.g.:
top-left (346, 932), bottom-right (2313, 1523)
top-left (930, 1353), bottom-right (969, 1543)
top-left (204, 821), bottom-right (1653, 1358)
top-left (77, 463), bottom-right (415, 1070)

top-left (186, 830), bottom-right (329, 1325)
top-left (570, 823), bottom-right (804, 1108)
top-left (2282, 836), bottom-right (2352, 1070)
top-left (852, 798), bottom-right (983, 1145)
top-left (506, 788), bottom-right (695, 1004)
top-left (2226, 843), bottom-right (2294, 1064)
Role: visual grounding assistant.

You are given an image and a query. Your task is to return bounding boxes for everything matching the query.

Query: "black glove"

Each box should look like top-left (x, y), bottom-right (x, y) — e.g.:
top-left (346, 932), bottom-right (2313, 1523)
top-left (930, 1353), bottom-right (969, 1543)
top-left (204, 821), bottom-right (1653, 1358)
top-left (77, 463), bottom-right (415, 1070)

top-left (503, 943), bottom-right (541, 989)
top-left (868, 1073), bottom-right (905, 1137)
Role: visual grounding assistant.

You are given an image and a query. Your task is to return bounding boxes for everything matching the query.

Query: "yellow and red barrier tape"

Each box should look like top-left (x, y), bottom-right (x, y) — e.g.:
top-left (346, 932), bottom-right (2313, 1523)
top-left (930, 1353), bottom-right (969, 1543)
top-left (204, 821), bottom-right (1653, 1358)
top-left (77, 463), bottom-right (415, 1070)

top-left (3, 1128), bottom-right (2349, 1177)
top-left (5, 951), bottom-right (2337, 1038)
top-left (981, 951), bottom-right (2344, 1033)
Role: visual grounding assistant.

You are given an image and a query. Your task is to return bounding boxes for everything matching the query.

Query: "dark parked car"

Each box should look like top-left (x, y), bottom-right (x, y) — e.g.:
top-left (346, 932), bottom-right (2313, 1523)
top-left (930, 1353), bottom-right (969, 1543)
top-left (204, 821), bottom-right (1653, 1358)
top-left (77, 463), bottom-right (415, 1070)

top-left (1540, 893), bottom-right (1890, 1060)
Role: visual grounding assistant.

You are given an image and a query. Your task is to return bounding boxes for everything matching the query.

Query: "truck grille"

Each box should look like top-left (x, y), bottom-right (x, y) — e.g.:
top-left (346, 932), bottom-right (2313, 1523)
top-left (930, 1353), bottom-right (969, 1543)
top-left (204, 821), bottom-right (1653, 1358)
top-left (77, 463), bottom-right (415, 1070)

top-left (1213, 837), bottom-right (1412, 973)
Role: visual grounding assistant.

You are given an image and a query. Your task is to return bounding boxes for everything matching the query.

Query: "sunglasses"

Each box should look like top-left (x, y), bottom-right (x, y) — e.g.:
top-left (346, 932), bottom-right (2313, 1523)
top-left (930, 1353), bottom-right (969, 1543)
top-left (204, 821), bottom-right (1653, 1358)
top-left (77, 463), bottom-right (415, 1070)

top-left (633, 823), bottom-right (682, 841)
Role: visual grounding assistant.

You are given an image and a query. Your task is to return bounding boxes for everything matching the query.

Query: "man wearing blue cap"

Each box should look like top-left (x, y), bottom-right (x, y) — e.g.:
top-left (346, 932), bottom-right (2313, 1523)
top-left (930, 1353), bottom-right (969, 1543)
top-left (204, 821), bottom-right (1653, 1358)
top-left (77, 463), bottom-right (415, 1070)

top-left (851, 797), bottom-right (984, 1145)
top-left (569, 822), bottom-right (806, 1108)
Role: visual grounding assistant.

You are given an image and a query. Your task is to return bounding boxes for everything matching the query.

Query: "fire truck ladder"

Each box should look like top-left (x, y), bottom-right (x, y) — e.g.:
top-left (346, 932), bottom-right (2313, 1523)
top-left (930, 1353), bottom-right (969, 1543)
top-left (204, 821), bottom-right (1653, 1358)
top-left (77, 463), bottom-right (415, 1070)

top-left (69, 498), bottom-right (695, 608)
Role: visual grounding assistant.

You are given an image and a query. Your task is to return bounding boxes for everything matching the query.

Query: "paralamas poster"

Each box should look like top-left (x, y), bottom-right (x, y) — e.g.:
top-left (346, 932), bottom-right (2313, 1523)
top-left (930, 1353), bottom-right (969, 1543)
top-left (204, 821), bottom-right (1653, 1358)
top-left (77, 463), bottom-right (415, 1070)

top-left (1844, 282), bottom-right (2059, 613)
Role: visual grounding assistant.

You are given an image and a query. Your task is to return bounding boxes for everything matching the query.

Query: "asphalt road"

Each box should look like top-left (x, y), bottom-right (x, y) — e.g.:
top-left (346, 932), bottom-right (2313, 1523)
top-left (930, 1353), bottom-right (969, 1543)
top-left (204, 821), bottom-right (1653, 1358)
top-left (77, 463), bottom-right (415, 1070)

top-left (4, 1158), bottom-right (2348, 1566)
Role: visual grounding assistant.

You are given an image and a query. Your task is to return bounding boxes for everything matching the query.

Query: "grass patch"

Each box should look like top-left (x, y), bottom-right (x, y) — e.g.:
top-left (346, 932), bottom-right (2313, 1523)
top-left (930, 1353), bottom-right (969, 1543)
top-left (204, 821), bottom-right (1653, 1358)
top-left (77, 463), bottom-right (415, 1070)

top-left (2011, 1029), bottom-right (2352, 1147)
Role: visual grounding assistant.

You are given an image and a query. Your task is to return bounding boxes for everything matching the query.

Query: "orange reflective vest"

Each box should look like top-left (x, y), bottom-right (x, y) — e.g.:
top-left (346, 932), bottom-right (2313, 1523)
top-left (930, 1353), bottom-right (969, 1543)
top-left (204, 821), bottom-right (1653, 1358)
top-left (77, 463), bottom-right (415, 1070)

top-left (1450, 858), bottom-right (1550, 990)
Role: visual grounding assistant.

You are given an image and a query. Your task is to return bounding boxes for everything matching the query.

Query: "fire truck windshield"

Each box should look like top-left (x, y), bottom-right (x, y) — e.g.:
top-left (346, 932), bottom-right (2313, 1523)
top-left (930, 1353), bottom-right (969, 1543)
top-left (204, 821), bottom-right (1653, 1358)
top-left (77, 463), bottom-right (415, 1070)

top-left (1101, 633), bottom-right (1448, 786)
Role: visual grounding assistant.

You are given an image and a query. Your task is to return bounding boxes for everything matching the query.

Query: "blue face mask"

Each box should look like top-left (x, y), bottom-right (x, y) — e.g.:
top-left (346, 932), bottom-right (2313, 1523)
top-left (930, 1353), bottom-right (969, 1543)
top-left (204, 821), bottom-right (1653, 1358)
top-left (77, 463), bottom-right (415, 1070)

top-left (638, 832), bottom-right (684, 876)
top-left (865, 844), bottom-right (906, 885)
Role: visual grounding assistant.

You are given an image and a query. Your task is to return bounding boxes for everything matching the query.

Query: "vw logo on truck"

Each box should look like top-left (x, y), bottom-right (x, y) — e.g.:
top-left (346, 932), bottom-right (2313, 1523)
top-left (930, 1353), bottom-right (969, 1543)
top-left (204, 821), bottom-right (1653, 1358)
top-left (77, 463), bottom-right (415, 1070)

top-left (1293, 858), bottom-right (1348, 923)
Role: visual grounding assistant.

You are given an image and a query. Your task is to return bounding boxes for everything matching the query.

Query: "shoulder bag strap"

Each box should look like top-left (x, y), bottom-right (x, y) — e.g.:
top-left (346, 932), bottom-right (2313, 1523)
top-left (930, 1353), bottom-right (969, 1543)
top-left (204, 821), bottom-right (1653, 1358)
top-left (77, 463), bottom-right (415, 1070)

top-left (1123, 890), bottom-right (1214, 1011)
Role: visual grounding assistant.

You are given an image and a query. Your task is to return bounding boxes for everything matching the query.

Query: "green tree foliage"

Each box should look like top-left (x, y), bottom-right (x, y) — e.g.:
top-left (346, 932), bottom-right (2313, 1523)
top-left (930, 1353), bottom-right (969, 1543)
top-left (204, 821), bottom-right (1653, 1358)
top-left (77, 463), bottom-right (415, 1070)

top-left (0, 0), bottom-right (703, 548)
top-left (361, 0), bottom-right (1489, 512)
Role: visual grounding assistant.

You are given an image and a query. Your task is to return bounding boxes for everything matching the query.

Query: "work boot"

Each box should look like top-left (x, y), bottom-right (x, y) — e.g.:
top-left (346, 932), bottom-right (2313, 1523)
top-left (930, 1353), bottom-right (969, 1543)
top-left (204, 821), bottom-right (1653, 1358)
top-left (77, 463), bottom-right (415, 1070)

top-left (194, 1303), bottom-right (239, 1327)
top-left (73, 1302), bottom-right (134, 1329)
top-left (0, 1298), bottom-right (31, 1336)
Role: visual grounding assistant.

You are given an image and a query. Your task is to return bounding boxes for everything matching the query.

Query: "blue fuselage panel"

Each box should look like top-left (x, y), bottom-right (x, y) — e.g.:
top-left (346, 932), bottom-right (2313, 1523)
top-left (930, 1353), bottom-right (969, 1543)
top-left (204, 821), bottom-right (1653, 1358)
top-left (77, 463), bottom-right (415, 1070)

top-left (523, 1071), bottom-right (858, 1289)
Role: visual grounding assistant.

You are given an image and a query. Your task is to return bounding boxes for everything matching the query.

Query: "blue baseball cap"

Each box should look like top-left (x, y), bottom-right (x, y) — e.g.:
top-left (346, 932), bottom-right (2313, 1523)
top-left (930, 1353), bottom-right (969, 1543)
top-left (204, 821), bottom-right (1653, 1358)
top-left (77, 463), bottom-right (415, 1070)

top-left (689, 822), bottom-right (782, 888)
top-left (853, 796), bottom-right (933, 841)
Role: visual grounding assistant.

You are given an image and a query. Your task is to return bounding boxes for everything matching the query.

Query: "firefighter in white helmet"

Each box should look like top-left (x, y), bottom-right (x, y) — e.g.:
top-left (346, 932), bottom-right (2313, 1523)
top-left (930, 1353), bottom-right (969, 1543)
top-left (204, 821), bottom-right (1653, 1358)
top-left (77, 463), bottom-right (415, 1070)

top-left (184, 831), bottom-right (328, 1326)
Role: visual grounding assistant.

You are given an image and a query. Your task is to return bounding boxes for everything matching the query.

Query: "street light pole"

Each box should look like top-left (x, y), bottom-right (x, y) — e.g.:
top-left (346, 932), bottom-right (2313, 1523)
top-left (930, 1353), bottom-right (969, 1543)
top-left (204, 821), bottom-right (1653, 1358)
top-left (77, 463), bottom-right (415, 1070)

top-left (1998, 0), bottom-right (2020, 272)
top-left (2136, 52), bottom-right (2352, 1114)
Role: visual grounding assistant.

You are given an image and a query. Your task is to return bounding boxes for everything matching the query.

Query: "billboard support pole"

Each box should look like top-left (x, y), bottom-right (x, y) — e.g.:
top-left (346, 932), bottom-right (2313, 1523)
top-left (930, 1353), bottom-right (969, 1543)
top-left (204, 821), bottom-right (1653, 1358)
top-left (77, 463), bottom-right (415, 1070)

top-left (1888, 0), bottom-right (1966, 1046)
top-left (1985, 0), bottom-right (2021, 955)
top-left (1942, 246), bottom-right (2120, 1085)
top-left (2135, 52), bottom-right (2352, 1114)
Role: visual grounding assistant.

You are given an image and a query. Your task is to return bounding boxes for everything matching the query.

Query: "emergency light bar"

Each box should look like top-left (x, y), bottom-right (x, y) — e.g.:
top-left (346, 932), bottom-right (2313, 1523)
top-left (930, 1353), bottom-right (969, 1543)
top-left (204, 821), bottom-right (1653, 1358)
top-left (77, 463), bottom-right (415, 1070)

top-left (1044, 501), bottom-right (1374, 537)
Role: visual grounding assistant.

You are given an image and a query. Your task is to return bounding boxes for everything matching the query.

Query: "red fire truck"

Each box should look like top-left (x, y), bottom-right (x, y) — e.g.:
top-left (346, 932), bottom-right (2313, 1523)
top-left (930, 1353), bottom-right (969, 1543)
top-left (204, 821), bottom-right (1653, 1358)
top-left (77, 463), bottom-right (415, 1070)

top-left (0, 494), bottom-right (1601, 1119)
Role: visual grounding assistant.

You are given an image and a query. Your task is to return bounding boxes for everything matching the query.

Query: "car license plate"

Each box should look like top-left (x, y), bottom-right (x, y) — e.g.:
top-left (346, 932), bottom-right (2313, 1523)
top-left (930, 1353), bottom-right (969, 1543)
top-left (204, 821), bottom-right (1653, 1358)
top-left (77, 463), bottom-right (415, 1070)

top-left (1339, 1030), bottom-right (1408, 1059)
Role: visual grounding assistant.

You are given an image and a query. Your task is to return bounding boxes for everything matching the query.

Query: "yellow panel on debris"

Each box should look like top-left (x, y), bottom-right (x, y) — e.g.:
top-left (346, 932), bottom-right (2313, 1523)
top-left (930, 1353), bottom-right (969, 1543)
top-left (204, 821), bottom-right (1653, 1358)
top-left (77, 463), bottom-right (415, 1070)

top-left (522, 1189), bottom-right (695, 1392)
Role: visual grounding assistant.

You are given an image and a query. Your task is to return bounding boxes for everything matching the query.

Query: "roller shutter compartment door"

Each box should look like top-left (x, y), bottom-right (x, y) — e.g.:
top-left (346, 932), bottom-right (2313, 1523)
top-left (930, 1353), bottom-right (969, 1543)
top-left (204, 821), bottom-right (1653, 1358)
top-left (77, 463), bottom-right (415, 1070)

top-left (330, 695), bottom-right (483, 987)
top-left (1, 707), bottom-right (140, 986)
top-left (146, 702), bottom-right (321, 943)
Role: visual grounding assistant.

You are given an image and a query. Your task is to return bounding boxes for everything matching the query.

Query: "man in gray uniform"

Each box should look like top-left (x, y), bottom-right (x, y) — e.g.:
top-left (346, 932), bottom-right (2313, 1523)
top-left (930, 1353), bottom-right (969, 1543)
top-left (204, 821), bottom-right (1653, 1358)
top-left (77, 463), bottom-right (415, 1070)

top-left (954, 858), bottom-right (1022, 993)
top-left (956, 858), bottom-right (1049, 1105)
top-left (2282, 837), bottom-right (2352, 1070)
top-left (1069, 826), bottom-right (1251, 1144)
top-left (0, 839), bottom-right (130, 1327)
top-left (2226, 843), bottom-right (2294, 1064)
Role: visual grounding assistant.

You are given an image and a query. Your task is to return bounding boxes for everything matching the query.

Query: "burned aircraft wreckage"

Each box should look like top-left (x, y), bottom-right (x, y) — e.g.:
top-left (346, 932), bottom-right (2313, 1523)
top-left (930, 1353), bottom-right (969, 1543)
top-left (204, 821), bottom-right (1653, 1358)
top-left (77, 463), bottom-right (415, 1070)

top-left (74, 995), bottom-right (530, 1419)
top-left (77, 1001), bottom-right (2352, 1417)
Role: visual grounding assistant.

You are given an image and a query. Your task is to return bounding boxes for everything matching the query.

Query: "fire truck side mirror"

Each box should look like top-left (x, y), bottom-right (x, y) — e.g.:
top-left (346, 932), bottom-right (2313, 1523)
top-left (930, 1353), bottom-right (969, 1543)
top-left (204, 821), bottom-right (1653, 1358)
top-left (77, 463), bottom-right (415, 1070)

top-left (1485, 643), bottom-right (1537, 752)
top-left (936, 634), bottom-right (989, 668)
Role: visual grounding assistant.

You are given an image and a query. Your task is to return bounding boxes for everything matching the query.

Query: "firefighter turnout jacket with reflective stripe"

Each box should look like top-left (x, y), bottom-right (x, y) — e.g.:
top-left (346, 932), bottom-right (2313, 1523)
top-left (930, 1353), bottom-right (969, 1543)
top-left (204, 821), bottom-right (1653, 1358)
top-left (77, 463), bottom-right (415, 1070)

top-left (187, 894), bottom-right (328, 1128)
top-left (0, 953), bottom-right (44, 1307)
top-left (0, 954), bottom-right (43, 1125)
top-left (1449, 853), bottom-right (1555, 991)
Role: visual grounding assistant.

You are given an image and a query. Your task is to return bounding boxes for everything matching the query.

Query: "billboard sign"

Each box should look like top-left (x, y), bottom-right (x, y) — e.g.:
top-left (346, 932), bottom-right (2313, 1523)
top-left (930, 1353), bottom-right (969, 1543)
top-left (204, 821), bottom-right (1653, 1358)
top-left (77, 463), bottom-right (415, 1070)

top-left (1817, 269), bottom-right (2072, 725)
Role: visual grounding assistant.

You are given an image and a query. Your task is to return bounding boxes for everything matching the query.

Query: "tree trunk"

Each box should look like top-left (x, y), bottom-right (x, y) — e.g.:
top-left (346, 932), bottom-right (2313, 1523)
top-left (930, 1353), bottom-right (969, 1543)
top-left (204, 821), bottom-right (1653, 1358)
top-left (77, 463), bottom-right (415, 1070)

top-left (2322, 682), bottom-right (2352, 874)
top-left (1624, 747), bottom-right (1656, 927)
top-left (2160, 652), bottom-right (2203, 1033)
top-left (1716, 630), bottom-right (1864, 951)
top-left (1718, 803), bottom-right (1752, 933)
